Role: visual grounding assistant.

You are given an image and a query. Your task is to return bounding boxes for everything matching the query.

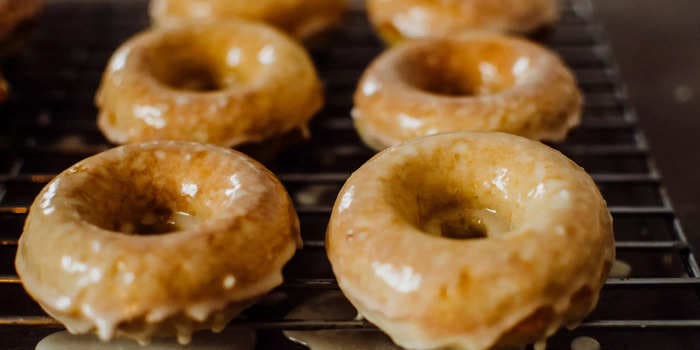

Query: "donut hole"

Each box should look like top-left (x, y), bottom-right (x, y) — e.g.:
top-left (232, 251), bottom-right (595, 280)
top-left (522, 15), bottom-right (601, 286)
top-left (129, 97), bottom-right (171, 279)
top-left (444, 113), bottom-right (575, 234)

top-left (76, 187), bottom-right (203, 236)
top-left (417, 199), bottom-right (507, 240)
top-left (113, 206), bottom-right (198, 235)
top-left (386, 159), bottom-right (513, 240)
top-left (143, 30), bottom-right (267, 92)
top-left (65, 150), bottom-right (247, 236)
top-left (147, 51), bottom-right (234, 92)
top-left (439, 215), bottom-right (487, 239)
top-left (397, 39), bottom-right (531, 97)
top-left (154, 58), bottom-right (223, 92)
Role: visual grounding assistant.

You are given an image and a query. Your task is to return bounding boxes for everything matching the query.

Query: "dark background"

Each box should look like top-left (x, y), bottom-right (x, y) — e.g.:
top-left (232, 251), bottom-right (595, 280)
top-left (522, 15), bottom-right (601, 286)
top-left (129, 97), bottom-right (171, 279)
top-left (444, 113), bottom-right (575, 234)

top-left (593, 0), bottom-right (700, 248)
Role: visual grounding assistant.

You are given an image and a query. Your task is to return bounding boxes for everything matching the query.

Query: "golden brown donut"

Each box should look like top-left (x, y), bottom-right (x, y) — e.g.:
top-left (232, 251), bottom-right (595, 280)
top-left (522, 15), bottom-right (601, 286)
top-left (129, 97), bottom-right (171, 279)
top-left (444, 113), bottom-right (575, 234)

top-left (149, 0), bottom-right (347, 42)
top-left (16, 141), bottom-right (301, 344)
top-left (0, 0), bottom-right (42, 41)
top-left (353, 33), bottom-right (582, 150)
top-left (327, 132), bottom-right (614, 350)
top-left (96, 20), bottom-right (323, 147)
top-left (367, 0), bottom-right (558, 44)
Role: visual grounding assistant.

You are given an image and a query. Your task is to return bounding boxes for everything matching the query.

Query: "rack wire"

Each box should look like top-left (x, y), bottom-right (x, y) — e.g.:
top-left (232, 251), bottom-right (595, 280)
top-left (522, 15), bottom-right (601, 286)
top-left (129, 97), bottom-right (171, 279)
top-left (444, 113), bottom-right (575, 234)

top-left (1, 0), bottom-right (700, 348)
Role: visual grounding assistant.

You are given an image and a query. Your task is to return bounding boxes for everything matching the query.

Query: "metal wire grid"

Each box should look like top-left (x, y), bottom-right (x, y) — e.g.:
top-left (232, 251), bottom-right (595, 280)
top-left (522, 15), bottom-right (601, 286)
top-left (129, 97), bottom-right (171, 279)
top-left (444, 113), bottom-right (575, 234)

top-left (0, 0), bottom-right (699, 348)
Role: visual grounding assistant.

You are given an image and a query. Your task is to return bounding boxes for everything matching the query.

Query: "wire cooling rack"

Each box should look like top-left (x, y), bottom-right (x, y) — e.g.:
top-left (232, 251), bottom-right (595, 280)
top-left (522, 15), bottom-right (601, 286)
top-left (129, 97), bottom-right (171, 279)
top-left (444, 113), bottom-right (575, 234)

top-left (1, 0), bottom-right (700, 349)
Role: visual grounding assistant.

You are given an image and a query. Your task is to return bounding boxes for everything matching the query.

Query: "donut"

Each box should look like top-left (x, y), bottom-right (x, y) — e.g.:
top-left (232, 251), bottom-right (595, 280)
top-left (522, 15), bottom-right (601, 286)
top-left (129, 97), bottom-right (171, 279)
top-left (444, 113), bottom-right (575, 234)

top-left (367, 0), bottom-right (558, 44)
top-left (326, 132), bottom-right (614, 350)
top-left (353, 33), bottom-right (582, 150)
top-left (149, 0), bottom-right (347, 42)
top-left (96, 20), bottom-right (323, 147)
top-left (0, 0), bottom-right (42, 42)
top-left (16, 141), bottom-right (301, 344)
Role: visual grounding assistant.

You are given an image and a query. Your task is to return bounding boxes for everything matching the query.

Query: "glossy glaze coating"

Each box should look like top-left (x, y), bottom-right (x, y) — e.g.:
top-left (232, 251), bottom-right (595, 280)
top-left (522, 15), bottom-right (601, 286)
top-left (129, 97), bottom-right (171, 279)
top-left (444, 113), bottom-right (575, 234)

top-left (149, 0), bottom-right (347, 42)
top-left (16, 141), bottom-right (301, 344)
top-left (353, 33), bottom-right (582, 150)
top-left (327, 132), bottom-right (614, 350)
top-left (0, 0), bottom-right (42, 41)
top-left (96, 20), bottom-right (323, 147)
top-left (367, 0), bottom-right (558, 44)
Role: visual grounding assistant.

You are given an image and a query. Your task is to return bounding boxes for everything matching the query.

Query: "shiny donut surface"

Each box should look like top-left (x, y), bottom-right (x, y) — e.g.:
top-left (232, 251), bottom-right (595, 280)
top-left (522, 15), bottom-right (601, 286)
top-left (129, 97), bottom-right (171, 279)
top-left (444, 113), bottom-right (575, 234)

top-left (367, 0), bottom-right (558, 44)
top-left (353, 33), bottom-right (582, 150)
top-left (150, 0), bottom-right (347, 41)
top-left (327, 132), bottom-right (614, 350)
top-left (97, 20), bottom-right (322, 147)
top-left (16, 141), bottom-right (301, 344)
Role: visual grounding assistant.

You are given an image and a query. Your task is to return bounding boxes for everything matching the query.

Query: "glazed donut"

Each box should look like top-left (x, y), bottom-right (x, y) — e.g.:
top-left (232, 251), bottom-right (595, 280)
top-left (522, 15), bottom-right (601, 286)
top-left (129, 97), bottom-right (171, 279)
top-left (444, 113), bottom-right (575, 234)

top-left (0, 0), bottom-right (42, 41)
top-left (149, 0), bottom-right (347, 42)
top-left (16, 141), bottom-right (301, 344)
top-left (327, 132), bottom-right (614, 350)
top-left (367, 0), bottom-right (558, 44)
top-left (96, 20), bottom-right (323, 147)
top-left (353, 33), bottom-right (582, 150)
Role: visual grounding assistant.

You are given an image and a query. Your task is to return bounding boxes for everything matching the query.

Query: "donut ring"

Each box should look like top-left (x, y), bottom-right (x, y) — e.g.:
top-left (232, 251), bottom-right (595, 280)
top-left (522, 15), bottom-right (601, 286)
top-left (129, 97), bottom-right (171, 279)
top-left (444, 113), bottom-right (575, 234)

top-left (96, 20), bottom-right (323, 147)
top-left (327, 132), bottom-right (614, 350)
top-left (353, 33), bottom-right (582, 150)
top-left (367, 0), bottom-right (558, 44)
top-left (149, 0), bottom-right (347, 42)
top-left (0, 0), bottom-right (42, 41)
top-left (16, 141), bottom-right (301, 344)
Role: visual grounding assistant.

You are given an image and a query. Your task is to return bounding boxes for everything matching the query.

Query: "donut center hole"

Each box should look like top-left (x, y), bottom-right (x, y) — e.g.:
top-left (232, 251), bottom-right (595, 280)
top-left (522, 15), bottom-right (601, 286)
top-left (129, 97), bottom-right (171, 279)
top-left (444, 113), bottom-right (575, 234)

top-left (74, 185), bottom-right (204, 236)
top-left (116, 207), bottom-right (199, 235)
top-left (399, 41), bottom-right (527, 97)
top-left (165, 62), bottom-right (222, 92)
top-left (440, 217), bottom-right (488, 239)
top-left (416, 67), bottom-right (479, 96)
top-left (152, 57), bottom-right (228, 92)
top-left (145, 38), bottom-right (247, 92)
top-left (420, 205), bottom-right (506, 240)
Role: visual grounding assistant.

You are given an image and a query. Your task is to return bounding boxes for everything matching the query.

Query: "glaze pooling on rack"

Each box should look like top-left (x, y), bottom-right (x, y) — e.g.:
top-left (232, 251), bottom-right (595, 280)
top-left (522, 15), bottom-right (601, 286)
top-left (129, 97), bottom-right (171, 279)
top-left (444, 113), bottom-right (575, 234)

top-left (0, 0), bottom-right (700, 348)
top-left (35, 328), bottom-right (256, 350)
top-left (284, 292), bottom-right (402, 350)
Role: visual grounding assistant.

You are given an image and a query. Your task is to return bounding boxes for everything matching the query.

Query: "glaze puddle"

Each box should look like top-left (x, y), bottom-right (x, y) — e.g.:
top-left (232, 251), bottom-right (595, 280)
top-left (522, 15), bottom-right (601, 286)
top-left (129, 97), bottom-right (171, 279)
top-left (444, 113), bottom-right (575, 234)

top-left (609, 259), bottom-right (632, 278)
top-left (35, 329), bottom-right (255, 350)
top-left (284, 292), bottom-right (401, 350)
top-left (570, 336), bottom-right (601, 350)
